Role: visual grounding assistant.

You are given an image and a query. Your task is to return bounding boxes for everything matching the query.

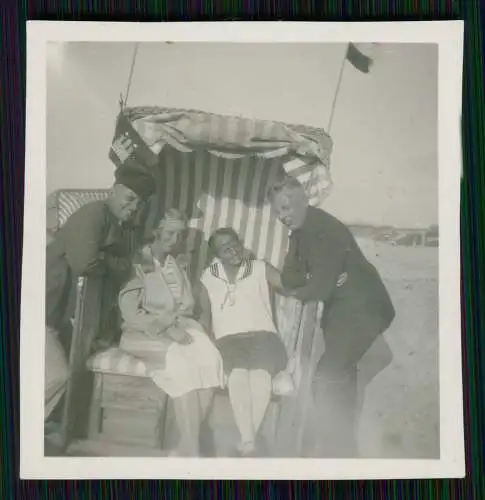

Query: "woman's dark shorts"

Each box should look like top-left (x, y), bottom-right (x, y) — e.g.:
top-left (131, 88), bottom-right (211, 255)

top-left (216, 331), bottom-right (288, 377)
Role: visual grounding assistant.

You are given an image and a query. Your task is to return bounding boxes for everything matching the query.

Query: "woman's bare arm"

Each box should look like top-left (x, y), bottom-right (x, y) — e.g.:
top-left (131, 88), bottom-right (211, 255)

top-left (265, 263), bottom-right (293, 296)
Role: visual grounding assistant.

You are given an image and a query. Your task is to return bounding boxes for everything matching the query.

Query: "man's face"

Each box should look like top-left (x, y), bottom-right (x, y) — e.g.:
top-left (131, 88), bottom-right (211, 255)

top-left (111, 184), bottom-right (140, 222)
top-left (271, 186), bottom-right (308, 230)
top-left (213, 233), bottom-right (244, 267)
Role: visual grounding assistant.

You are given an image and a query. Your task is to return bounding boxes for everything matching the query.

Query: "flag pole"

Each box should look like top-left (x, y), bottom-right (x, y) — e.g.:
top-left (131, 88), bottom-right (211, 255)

top-left (327, 46), bottom-right (348, 135)
top-left (122, 42), bottom-right (140, 110)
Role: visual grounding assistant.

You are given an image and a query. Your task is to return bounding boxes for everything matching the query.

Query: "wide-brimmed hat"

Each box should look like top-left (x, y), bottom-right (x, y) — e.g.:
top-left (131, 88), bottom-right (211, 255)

top-left (114, 165), bottom-right (156, 200)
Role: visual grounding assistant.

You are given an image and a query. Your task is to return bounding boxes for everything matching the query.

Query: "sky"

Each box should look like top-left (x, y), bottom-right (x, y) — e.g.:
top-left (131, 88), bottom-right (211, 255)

top-left (46, 42), bottom-right (438, 228)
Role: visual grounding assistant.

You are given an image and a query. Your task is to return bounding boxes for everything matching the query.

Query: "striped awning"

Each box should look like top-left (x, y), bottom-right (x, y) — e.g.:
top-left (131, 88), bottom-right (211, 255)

top-left (109, 107), bottom-right (333, 206)
top-left (108, 107), bottom-right (334, 278)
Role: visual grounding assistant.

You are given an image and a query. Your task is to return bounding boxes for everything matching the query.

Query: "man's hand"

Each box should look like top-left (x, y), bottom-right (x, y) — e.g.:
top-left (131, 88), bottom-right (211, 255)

top-left (99, 250), bottom-right (133, 275)
top-left (91, 337), bottom-right (113, 353)
top-left (288, 271), bottom-right (348, 302)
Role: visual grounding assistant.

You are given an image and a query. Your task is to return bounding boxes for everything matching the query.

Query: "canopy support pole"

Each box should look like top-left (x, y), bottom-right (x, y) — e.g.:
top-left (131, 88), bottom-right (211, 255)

top-left (327, 46), bottom-right (348, 135)
top-left (120, 43), bottom-right (140, 110)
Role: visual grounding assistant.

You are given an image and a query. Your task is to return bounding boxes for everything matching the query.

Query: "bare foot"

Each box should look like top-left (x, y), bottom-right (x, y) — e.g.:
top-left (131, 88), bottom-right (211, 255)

top-left (236, 440), bottom-right (256, 457)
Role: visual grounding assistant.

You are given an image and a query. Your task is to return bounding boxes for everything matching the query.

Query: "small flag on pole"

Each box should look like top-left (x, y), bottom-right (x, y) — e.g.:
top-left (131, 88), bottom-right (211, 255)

top-left (327, 42), bottom-right (378, 132)
top-left (346, 43), bottom-right (375, 74)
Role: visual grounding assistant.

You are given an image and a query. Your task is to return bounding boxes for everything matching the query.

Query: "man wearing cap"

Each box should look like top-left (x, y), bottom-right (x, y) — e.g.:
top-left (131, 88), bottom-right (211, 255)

top-left (45, 166), bottom-right (155, 440)
top-left (268, 175), bottom-right (395, 458)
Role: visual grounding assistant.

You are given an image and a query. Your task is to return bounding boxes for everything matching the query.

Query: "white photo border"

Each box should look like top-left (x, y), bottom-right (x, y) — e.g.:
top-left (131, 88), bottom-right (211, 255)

top-left (21, 20), bottom-right (464, 479)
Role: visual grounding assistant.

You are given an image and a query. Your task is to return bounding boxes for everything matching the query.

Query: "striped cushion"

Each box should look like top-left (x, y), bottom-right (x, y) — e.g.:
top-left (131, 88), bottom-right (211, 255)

top-left (87, 347), bottom-right (148, 377)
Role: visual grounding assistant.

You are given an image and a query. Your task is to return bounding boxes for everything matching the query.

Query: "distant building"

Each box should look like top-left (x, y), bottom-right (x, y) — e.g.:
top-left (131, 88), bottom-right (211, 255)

top-left (349, 224), bottom-right (438, 247)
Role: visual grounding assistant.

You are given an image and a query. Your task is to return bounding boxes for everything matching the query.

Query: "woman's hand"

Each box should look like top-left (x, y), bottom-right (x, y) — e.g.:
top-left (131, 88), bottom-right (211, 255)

top-left (336, 272), bottom-right (348, 288)
top-left (145, 313), bottom-right (177, 338)
top-left (145, 322), bottom-right (162, 339)
top-left (151, 311), bottom-right (178, 334)
top-left (167, 325), bottom-right (193, 345)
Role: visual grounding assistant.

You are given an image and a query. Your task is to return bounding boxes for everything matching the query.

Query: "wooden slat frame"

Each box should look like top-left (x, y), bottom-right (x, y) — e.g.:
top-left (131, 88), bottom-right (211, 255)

top-left (60, 274), bottom-right (104, 451)
top-left (273, 301), bottom-right (323, 457)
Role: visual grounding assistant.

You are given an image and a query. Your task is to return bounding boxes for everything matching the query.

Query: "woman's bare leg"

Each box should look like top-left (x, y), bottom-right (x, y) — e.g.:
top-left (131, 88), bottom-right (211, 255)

top-left (227, 369), bottom-right (255, 452)
top-left (197, 388), bottom-right (214, 421)
top-left (172, 391), bottom-right (201, 456)
top-left (197, 388), bottom-right (217, 456)
top-left (248, 369), bottom-right (272, 436)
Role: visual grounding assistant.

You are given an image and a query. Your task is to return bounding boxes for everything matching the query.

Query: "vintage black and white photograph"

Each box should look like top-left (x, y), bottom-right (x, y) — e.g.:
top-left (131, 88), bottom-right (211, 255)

top-left (21, 22), bottom-right (464, 479)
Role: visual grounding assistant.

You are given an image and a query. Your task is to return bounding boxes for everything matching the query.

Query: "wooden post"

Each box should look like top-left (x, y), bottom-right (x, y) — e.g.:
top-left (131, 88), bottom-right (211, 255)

top-left (88, 373), bottom-right (104, 439)
top-left (157, 393), bottom-right (170, 449)
top-left (273, 302), bottom-right (322, 457)
top-left (60, 275), bottom-right (104, 451)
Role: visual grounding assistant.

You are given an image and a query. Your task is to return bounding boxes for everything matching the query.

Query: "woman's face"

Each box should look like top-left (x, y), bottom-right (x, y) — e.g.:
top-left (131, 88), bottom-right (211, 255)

top-left (214, 234), bottom-right (244, 267)
top-left (153, 225), bottom-right (184, 255)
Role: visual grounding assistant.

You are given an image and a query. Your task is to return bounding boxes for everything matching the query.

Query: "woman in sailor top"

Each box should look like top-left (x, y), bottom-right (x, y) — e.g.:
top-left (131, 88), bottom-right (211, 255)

top-left (118, 209), bottom-right (224, 457)
top-left (199, 228), bottom-right (288, 456)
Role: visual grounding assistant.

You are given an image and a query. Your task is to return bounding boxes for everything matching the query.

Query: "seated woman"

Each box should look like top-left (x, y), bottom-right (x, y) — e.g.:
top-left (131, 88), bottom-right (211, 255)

top-left (118, 209), bottom-right (224, 457)
top-left (199, 227), bottom-right (290, 457)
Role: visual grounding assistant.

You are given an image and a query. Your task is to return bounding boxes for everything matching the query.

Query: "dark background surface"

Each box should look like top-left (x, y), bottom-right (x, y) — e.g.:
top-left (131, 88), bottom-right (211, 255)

top-left (1, 1), bottom-right (483, 498)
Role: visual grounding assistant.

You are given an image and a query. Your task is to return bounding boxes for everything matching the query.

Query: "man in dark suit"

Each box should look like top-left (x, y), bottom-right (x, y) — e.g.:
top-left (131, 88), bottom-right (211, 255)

top-left (268, 175), bottom-right (395, 457)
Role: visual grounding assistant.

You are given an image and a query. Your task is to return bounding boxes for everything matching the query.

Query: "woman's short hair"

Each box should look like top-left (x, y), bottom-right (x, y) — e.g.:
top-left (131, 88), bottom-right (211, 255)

top-left (208, 227), bottom-right (240, 252)
top-left (266, 175), bottom-right (304, 203)
top-left (156, 208), bottom-right (187, 230)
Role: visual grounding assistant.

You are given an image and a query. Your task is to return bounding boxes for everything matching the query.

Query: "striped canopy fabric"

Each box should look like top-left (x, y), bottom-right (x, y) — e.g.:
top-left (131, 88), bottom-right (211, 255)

top-left (109, 106), bottom-right (334, 279)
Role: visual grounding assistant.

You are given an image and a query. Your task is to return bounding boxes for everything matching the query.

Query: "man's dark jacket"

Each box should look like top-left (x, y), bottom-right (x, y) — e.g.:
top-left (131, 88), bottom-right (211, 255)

top-left (46, 200), bottom-right (139, 337)
top-left (282, 206), bottom-right (395, 374)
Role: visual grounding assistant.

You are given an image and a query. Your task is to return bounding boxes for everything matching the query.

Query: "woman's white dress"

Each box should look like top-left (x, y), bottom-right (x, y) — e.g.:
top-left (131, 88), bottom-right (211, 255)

top-left (118, 255), bottom-right (224, 398)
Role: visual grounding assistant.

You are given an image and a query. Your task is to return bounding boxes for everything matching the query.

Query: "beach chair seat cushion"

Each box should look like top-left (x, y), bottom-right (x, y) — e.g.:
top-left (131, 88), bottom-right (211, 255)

top-left (87, 347), bottom-right (149, 378)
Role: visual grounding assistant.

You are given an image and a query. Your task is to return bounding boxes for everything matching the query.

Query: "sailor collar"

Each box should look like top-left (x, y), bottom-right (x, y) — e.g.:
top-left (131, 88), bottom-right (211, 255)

top-left (208, 257), bottom-right (254, 283)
